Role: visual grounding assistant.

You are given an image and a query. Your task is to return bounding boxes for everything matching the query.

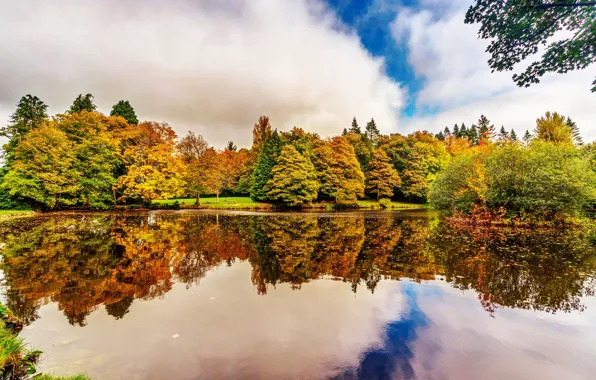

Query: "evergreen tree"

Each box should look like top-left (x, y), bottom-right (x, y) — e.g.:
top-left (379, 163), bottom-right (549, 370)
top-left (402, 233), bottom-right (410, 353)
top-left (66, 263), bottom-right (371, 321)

top-left (263, 145), bottom-right (319, 206)
top-left (365, 149), bottom-right (401, 200)
top-left (365, 118), bottom-right (380, 142)
top-left (453, 124), bottom-right (460, 138)
top-left (0, 94), bottom-right (48, 154)
top-left (469, 124), bottom-right (479, 145)
top-left (69, 93), bottom-right (97, 114)
top-left (523, 130), bottom-right (533, 145)
top-left (251, 131), bottom-right (283, 201)
top-left (342, 128), bottom-right (348, 136)
top-left (460, 123), bottom-right (468, 139)
top-left (510, 129), bottom-right (518, 142)
top-left (443, 126), bottom-right (451, 137)
top-left (498, 126), bottom-right (509, 141)
top-left (226, 141), bottom-right (238, 152)
top-left (477, 114), bottom-right (495, 141)
top-left (566, 117), bottom-right (583, 145)
top-left (436, 131), bottom-right (445, 141)
top-left (349, 117), bottom-right (361, 134)
top-left (110, 100), bottom-right (139, 124)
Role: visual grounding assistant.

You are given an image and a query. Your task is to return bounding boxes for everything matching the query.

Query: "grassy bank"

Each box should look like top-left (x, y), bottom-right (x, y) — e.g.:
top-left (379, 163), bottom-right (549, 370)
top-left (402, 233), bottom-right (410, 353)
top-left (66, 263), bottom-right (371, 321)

top-left (152, 197), bottom-right (424, 210)
top-left (0, 303), bottom-right (88, 379)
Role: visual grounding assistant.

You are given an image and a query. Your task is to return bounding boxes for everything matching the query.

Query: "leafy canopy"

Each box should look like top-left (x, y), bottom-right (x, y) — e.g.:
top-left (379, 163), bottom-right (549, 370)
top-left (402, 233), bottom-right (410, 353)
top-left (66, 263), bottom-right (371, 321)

top-left (110, 100), bottom-right (139, 125)
top-left (465, 1), bottom-right (596, 92)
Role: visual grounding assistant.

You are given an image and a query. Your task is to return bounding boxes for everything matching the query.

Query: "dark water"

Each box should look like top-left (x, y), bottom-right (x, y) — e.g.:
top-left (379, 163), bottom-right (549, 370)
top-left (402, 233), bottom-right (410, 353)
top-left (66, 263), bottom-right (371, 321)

top-left (0, 210), bottom-right (595, 380)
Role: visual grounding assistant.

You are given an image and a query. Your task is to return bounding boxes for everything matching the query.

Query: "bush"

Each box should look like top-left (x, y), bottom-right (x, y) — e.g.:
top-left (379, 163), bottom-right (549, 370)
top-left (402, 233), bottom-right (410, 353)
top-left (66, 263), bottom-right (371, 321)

top-left (379, 198), bottom-right (391, 209)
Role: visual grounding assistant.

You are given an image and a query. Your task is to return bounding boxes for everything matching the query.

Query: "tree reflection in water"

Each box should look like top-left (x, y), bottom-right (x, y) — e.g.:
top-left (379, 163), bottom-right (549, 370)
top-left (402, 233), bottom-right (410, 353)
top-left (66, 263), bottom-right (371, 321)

top-left (0, 211), bottom-right (594, 326)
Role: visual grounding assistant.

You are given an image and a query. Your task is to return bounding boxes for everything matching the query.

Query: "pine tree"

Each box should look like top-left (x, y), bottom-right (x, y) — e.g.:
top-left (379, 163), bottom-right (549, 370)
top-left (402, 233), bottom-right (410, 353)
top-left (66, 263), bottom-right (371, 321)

top-left (365, 118), bottom-right (380, 142)
top-left (460, 123), bottom-right (468, 139)
top-left (469, 124), bottom-right (479, 145)
top-left (226, 141), bottom-right (238, 152)
top-left (443, 126), bottom-right (451, 136)
top-left (453, 124), bottom-right (460, 138)
top-left (349, 117), bottom-right (361, 134)
top-left (264, 145), bottom-right (319, 206)
top-left (342, 128), bottom-right (348, 136)
top-left (566, 117), bottom-right (583, 145)
top-left (251, 131), bottom-right (283, 201)
top-left (523, 130), bottom-right (533, 144)
top-left (477, 115), bottom-right (495, 141)
top-left (69, 93), bottom-right (97, 114)
top-left (436, 131), bottom-right (445, 141)
top-left (110, 100), bottom-right (139, 124)
top-left (510, 129), bottom-right (518, 141)
top-left (498, 126), bottom-right (509, 141)
top-left (365, 149), bottom-right (401, 200)
top-left (0, 94), bottom-right (48, 153)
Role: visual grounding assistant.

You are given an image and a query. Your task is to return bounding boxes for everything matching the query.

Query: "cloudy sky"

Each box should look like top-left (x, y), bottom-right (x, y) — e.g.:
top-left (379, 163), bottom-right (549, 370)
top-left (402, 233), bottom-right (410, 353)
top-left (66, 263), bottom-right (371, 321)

top-left (1, 0), bottom-right (594, 147)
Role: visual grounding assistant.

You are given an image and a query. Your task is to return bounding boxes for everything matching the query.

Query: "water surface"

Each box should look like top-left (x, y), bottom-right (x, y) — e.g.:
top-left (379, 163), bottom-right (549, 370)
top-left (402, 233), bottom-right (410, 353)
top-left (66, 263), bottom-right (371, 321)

top-left (0, 210), bottom-right (595, 379)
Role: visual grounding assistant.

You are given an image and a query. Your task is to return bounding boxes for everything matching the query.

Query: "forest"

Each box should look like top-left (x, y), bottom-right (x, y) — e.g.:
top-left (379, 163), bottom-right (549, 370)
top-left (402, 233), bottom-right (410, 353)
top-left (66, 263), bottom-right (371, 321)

top-left (0, 93), bottom-right (594, 220)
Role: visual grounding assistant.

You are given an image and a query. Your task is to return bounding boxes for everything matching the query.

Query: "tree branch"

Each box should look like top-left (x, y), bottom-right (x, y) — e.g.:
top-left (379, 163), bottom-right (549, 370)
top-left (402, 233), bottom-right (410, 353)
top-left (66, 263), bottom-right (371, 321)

top-left (535, 1), bottom-right (596, 9)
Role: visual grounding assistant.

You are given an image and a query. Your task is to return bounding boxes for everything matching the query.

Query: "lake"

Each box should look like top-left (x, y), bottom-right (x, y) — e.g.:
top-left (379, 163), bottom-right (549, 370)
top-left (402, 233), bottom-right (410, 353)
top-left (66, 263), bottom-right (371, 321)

top-left (0, 210), bottom-right (595, 380)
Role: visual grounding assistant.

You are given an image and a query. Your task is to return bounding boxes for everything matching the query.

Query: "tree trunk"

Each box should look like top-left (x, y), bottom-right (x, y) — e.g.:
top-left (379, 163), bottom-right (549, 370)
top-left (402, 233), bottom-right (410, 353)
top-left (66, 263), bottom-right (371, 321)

top-left (377, 188), bottom-right (380, 201)
top-left (196, 192), bottom-right (201, 206)
top-left (216, 192), bottom-right (219, 203)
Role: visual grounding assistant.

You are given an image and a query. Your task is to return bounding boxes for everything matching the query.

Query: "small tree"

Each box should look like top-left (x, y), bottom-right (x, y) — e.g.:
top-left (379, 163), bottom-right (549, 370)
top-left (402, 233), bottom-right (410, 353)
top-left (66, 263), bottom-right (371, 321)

top-left (226, 141), bottom-right (238, 152)
top-left (110, 100), bottom-right (139, 124)
top-left (365, 149), bottom-right (401, 200)
top-left (69, 93), bottom-right (97, 114)
top-left (365, 118), bottom-right (380, 143)
top-left (510, 129), bottom-right (518, 142)
top-left (264, 145), bottom-right (319, 206)
top-left (523, 130), bottom-right (533, 145)
top-left (349, 117), bottom-right (361, 134)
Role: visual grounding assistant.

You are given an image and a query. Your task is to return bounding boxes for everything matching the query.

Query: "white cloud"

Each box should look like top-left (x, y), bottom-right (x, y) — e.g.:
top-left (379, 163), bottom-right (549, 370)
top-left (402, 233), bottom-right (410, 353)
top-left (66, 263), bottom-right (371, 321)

top-left (391, 4), bottom-right (596, 142)
top-left (0, 0), bottom-right (404, 148)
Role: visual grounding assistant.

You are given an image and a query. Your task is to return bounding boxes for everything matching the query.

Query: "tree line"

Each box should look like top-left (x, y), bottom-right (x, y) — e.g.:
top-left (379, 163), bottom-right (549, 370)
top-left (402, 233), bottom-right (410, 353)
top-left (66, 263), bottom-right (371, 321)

top-left (0, 93), bottom-right (594, 217)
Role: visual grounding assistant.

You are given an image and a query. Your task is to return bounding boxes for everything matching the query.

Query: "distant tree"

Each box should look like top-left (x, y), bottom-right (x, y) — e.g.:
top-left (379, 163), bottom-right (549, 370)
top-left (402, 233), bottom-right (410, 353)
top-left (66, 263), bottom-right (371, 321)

top-left (468, 124), bottom-right (479, 145)
top-left (436, 131), bottom-right (445, 141)
top-left (110, 100), bottom-right (138, 124)
top-left (365, 118), bottom-right (380, 143)
top-left (264, 144), bottom-right (319, 206)
top-left (566, 117), bottom-right (583, 145)
top-left (252, 115), bottom-right (272, 152)
top-left (365, 149), bottom-right (401, 200)
top-left (460, 123), bottom-right (468, 139)
top-left (477, 115), bottom-right (496, 142)
top-left (349, 117), bottom-right (361, 134)
top-left (251, 131), bottom-right (283, 201)
top-left (498, 126), bottom-right (509, 141)
top-left (226, 141), bottom-right (238, 152)
top-left (443, 126), bottom-right (451, 137)
top-left (465, 1), bottom-right (596, 92)
top-left (534, 111), bottom-right (574, 145)
top-left (1, 95), bottom-right (48, 152)
top-left (523, 130), bottom-right (533, 145)
top-left (453, 124), bottom-right (460, 138)
top-left (510, 129), bottom-right (518, 142)
top-left (345, 132), bottom-right (373, 173)
top-left (342, 128), bottom-right (348, 136)
top-left (178, 131), bottom-right (210, 204)
top-left (69, 93), bottom-right (97, 114)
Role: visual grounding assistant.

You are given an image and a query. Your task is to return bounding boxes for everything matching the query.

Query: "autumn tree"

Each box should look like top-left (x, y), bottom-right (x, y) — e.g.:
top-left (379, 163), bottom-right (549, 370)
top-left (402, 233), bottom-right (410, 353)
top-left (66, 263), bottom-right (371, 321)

top-left (69, 93), bottom-right (97, 114)
top-left (264, 145), bottom-right (319, 206)
top-left (465, 1), bottom-right (596, 92)
top-left (177, 131), bottom-right (209, 204)
top-left (0, 95), bottom-right (48, 154)
top-left (251, 131), bottom-right (283, 201)
top-left (252, 115), bottom-right (272, 152)
top-left (345, 132), bottom-right (373, 172)
top-left (110, 100), bottom-right (139, 124)
top-left (534, 111), bottom-right (575, 145)
top-left (116, 122), bottom-right (186, 204)
top-left (365, 149), bottom-right (401, 200)
top-left (312, 136), bottom-right (364, 202)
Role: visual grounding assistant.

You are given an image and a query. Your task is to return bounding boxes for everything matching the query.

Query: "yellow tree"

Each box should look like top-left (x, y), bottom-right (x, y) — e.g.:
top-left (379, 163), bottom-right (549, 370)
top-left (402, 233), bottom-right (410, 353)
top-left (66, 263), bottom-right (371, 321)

top-left (116, 122), bottom-right (186, 204)
top-left (534, 112), bottom-right (574, 146)
top-left (366, 148), bottom-right (401, 200)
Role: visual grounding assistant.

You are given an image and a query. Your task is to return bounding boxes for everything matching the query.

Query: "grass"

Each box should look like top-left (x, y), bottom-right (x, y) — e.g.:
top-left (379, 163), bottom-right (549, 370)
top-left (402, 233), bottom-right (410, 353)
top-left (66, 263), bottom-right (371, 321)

top-left (0, 210), bottom-right (33, 216)
top-left (153, 197), bottom-right (424, 210)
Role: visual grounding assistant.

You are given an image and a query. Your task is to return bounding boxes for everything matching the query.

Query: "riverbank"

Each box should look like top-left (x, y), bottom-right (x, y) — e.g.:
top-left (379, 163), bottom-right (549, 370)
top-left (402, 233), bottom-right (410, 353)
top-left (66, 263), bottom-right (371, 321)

top-left (151, 197), bottom-right (425, 211)
top-left (0, 303), bottom-right (88, 379)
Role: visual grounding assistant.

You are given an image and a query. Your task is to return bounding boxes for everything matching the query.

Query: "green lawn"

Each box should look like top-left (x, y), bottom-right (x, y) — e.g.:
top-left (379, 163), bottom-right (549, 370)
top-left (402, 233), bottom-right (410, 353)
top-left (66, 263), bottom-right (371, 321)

top-left (0, 210), bottom-right (33, 215)
top-left (153, 197), bottom-right (423, 210)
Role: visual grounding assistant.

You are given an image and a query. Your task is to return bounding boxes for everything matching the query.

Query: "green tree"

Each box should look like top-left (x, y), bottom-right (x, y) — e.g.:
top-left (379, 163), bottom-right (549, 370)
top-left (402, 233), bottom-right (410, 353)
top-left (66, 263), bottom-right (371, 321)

top-left (430, 154), bottom-right (486, 212)
top-left (477, 114), bottom-right (495, 142)
top-left (510, 129), bottom-right (518, 141)
top-left (69, 93), bottom-right (97, 114)
top-left (1, 95), bottom-right (48, 154)
top-left (345, 132), bottom-right (373, 173)
top-left (498, 126), bottom-right (509, 142)
top-left (465, 1), bottom-right (596, 92)
top-left (365, 149), bottom-right (401, 200)
top-left (110, 100), bottom-right (139, 124)
top-left (523, 130), bottom-right (533, 144)
top-left (312, 137), bottom-right (365, 202)
top-left (263, 145), bottom-right (319, 206)
top-left (226, 141), bottom-right (238, 152)
top-left (365, 118), bottom-right (380, 143)
top-left (349, 117), bottom-right (361, 134)
top-left (566, 117), bottom-right (583, 145)
top-left (251, 131), bottom-right (283, 201)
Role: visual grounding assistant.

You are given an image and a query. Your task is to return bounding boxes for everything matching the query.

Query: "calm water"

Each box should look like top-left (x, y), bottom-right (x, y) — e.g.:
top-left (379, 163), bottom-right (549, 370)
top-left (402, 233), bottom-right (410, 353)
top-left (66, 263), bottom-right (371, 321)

top-left (0, 210), bottom-right (595, 380)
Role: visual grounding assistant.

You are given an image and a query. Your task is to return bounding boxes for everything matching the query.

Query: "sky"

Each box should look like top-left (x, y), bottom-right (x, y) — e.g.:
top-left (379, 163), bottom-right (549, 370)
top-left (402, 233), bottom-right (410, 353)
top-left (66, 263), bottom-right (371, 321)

top-left (1, 0), bottom-right (594, 148)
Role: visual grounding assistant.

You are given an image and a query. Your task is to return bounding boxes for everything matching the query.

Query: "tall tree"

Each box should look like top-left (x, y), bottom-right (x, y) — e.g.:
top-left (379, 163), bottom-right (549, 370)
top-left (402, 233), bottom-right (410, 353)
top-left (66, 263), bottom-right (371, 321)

top-left (477, 114), bottom-right (495, 142)
top-left (1, 95), bottom-right (48, 153)
top-left (365, 149), bottom-right (401, 200)
top-left (465, 1), bottom-right (596, 92)
top-left (566, 117), bottom-right (583, 145)
top-left (349, 117), bottom-right (361, 134)
top-left (252, 115), bottom-right (272, 152)
top-left (453, 124), bottom-right (460, 138)
top-left (226, 141), bottom-right (238, 152)
top-left (69, 93), bottom-right (97, 114)
top-left (523, 130), bottom-right (533, 145)
top-left (110, 100), bottom-right (139, 124)
top-left (534, 111), bottom-right (574, 145)
top-left (264, 144), bottom-right (319, 206)
top-left (178, 131), bottom-right (210, 204)
top-left (443, 126), bottom-right (451, 137)
top-left (510, 129), bottom-right (518, 142)
top-left (251, 131), bottom-right (283, 201)
top-left (342, 128), bottom-right (348, 136)
top-left (365, 118), bottom-right (380, 143)
top-left (498, 126), bottom-right (509, 141)
top-left (312, 136), bottom-right (365, 202)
